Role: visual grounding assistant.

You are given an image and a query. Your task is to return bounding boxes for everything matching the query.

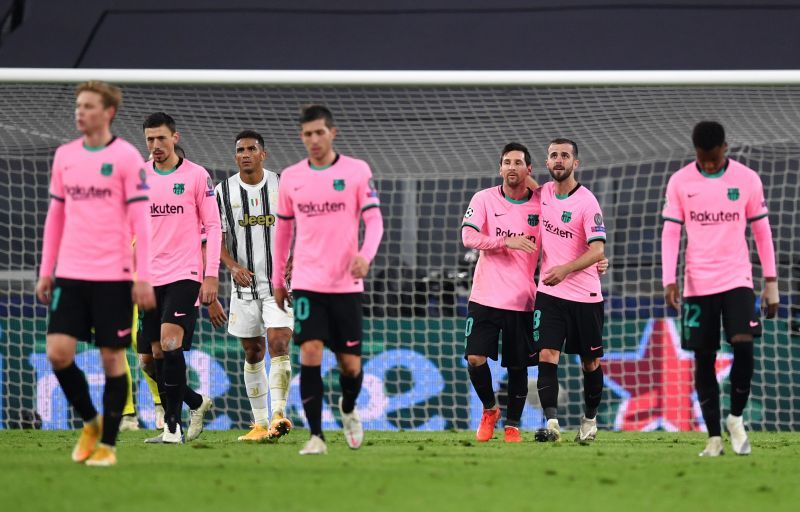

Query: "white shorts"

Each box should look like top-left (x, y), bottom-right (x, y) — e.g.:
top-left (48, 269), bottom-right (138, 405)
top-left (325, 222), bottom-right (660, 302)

top-left (228, 295), bottom-right (294, 338)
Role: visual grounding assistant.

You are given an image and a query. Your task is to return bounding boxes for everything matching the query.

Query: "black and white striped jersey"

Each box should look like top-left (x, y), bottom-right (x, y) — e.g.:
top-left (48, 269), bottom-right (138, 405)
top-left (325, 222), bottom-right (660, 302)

top-left (215, 169), bottom-right (280, 299)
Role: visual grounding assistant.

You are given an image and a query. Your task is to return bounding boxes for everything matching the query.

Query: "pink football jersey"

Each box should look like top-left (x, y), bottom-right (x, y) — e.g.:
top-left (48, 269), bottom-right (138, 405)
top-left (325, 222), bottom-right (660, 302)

top-left (46, 137), bottom-right (150, 281)
top-left (662, 158), bottom-right (768, 297)
top-left (146, 158), bottom-right (221, 287)
top-left (537, 181), bottom-right (606, 303)
top-left (462, 186), bottom-right (541, 311)
top-left (274, 154), bottom-right (380, 293)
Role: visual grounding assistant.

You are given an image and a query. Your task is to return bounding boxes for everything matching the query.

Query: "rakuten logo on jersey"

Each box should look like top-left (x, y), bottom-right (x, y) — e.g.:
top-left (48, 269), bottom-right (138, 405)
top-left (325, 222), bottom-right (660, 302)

top-left (688, 210), bottom-right (740, 224)
top-left (64, 185), bottom-right (112, 201)
top-left (542, 219), bottom-right (573, 239)
top-left (496, 228), bottom-right (528, 238)
top-left (150, 203), bottom-right (185, 217)
top-left (297, 201), bottom-right (346, 216)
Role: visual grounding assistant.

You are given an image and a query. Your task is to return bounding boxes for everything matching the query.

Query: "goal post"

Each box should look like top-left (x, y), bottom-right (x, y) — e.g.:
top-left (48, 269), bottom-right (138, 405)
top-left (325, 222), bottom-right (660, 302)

top-left (0, 68), bottom-right (798, 432)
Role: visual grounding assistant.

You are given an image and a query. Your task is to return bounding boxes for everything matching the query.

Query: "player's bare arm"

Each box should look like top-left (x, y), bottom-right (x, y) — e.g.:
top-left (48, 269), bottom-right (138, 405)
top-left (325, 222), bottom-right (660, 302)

top-left (220, 238), bottom-right (254, 287)
top-left (542, 240), bottom-right (605, 286)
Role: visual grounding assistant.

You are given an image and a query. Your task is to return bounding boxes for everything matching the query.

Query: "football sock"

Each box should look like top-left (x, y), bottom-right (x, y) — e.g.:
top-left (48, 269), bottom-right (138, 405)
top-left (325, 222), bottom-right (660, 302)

top-left (100, 374), bottom-right (127, 446)
top-left (467, 362), bottom-right (496, 410)
top-left (339, 369), bottom-right (363, 414)
top-left (695, 350), bottom-right (721, 437)
top-left (141, 358), bottom-right (161, 406)
top-left (154, 357), bottom-right (168, 410)
top-left (122, 355), bottom-right (135, 416)
top-left (537, 362), bottom-right (559, 420)
top-left (53, 362), bottom-right (97, 422)
top-left (163, 349), bottom-right (187, 432)
top-left (730, 342), bottom-right (754, 417)
top-left (269, 355), bottom-right (292, 416)
top-left (300, 365), bottom-right (324, 439)
top-left (505, 367), bottom-right (527, 428)
top-left (244, 360), bottom-right (269, 426)
top-left (183, 383), bottom-right (203, 410)
top-left (583, 365), bottom-right (604, 420)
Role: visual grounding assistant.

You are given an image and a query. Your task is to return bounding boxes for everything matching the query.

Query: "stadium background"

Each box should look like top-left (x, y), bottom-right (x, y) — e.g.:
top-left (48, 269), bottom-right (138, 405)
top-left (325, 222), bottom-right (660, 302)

top-left (0, 1), bottom-right (798, 433)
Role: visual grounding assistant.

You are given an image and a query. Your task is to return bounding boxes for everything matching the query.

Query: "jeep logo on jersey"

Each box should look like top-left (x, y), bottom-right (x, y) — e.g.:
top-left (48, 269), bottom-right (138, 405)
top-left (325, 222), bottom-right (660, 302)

top-left (528, 214), bottom-right (539, 226)
top-left (333, 179), bottom-right (345, 191)
top-left (728, 188), bottom-right (740, 201)
top-left (239, 213), bottom-right (276, 227)
top-left (561, 211), bottom-right (572, 223)
top-left (173, 183), bottom-right (185, 195)
top-left (100, 163), bottom-right (113, 176)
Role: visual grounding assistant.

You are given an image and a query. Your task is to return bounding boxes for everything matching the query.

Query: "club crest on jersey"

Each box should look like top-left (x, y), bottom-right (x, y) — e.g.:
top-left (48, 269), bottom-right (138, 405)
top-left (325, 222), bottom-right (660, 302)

top-left (100, 163), bottom-right (113, 176)
top-left (173, 183), bottom-right (185, 195)
top-left (728, 188), bottom-right (740, 201)
top-left (528, 214), bottom-right (539, 226)
top-left (136, 168), bottom-right (150, 190)
top-left (561, 211), bottom-right (572, 223)
top-left (333, 179), bottom-right (345, 191)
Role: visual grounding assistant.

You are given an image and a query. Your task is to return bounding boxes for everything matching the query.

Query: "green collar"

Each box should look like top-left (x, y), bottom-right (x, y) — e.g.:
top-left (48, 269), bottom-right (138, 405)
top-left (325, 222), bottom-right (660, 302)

top-left (153, 157), bottom-right (183, 175)
top-left (83, 136), bottom-right (116, 152)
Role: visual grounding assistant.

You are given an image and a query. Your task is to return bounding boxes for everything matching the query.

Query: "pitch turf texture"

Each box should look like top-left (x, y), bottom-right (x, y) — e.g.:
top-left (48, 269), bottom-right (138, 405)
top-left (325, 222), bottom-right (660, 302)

top-left (1, 430), bottom-right (798, 512)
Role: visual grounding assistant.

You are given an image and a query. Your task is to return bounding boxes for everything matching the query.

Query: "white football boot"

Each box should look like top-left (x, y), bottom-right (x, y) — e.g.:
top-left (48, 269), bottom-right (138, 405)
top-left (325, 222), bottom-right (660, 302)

top-left (725, 414), bottom-right (751, 455)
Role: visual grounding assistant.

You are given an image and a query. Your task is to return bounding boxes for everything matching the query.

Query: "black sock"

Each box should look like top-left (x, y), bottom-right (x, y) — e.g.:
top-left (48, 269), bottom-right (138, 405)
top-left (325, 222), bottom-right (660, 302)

top-left (537, 362), bottom-right (559, 420)
top-left (300, 365), bottom-right (324, 439)
top-left (53, 362), bottom-right (98, 422)
top-left (505, 367), bottom-right (527, 428)
top-left (100, 375), bottom-right (128, 446)
top-left (729, 342), bottom-right (754, 417)
top-left (154, 357), bottom-right (167, 408)
top-left (695, 351), bottom-right (721, 437)
top-left (583, 365), bottom-right (604, 420)
top-left (467, 362), bottom-right (496, 410)
top-left (183, 384), bottom-right (203, 410)
top-left (163, 349), bottom-right (187, 432)
top-left (339, 370), bottom-right (363, 414)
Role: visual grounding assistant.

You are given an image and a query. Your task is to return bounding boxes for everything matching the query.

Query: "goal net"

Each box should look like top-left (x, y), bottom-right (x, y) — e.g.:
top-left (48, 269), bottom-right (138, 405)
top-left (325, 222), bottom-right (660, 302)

top-left (0, 71), bottom-right (798, 432)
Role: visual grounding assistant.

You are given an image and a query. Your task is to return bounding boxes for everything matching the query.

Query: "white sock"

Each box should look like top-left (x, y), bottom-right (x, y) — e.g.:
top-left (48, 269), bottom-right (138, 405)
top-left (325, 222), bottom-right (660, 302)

top-left (244, 360), bottom-right (269, 426)
top-left (269, 355), bottom-right (292, 416)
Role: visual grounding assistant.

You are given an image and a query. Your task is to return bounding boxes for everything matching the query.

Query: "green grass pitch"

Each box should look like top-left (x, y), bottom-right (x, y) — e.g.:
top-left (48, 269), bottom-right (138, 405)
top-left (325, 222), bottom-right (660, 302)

top-left (1, 429), bottom-right (798, 512)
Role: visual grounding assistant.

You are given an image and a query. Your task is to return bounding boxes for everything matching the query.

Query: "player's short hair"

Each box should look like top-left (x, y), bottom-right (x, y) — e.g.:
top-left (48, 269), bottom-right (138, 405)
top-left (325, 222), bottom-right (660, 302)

top-left (500, 142), bottom-right (531, 166)
top-left (235, 129), bottom-right (265, 149)
top-left (548, 138), bottom-right (579, 158)
top-left (692, 121), bottom-right (726, 150)
top-left (75, 81), bottom-right (122, 111)
top-left (299, 104), bottom-right (335, 128)
top-left (142, 112), bottom-right (177, 133)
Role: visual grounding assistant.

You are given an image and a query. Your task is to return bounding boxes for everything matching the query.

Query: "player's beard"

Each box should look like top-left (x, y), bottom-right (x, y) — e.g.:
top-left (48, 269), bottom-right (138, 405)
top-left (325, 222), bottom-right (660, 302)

top-left (547, 165), bottom-right (573, 182)
top-left (503, 172), bottom-right (525, 191)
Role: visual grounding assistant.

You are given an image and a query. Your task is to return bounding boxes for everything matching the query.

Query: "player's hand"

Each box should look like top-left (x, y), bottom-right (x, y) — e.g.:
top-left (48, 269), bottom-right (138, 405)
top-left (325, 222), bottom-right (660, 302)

top-left (207, 299), bottom-right (228, 328)
top-left (762, 280), bottom-right (779, 319)
top-left (504, 235), bottom-right (536, 253)
top-left (597, 257), bottom-right (609, 274)
top-left (274, 287), bottom-right (290, 312)
top-left (200, 276), bottom-right (219, 305)
top-left (228, 262), bottom-right (254, 288)
top-left (132, 281), bottom-right (156, 311)
top-left (350, 255), bottom-right (370, 279)
top-left (664, 283), bottom-right (681, 311)
top-left (542, 264), bottom-right (570, 286)
top-left (36, 276), bottom-right (54, 305)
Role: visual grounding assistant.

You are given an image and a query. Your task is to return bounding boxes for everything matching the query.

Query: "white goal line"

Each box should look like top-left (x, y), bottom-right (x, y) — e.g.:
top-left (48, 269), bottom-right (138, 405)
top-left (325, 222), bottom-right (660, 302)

top-left (1, 69), bottom-right (800, 86)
